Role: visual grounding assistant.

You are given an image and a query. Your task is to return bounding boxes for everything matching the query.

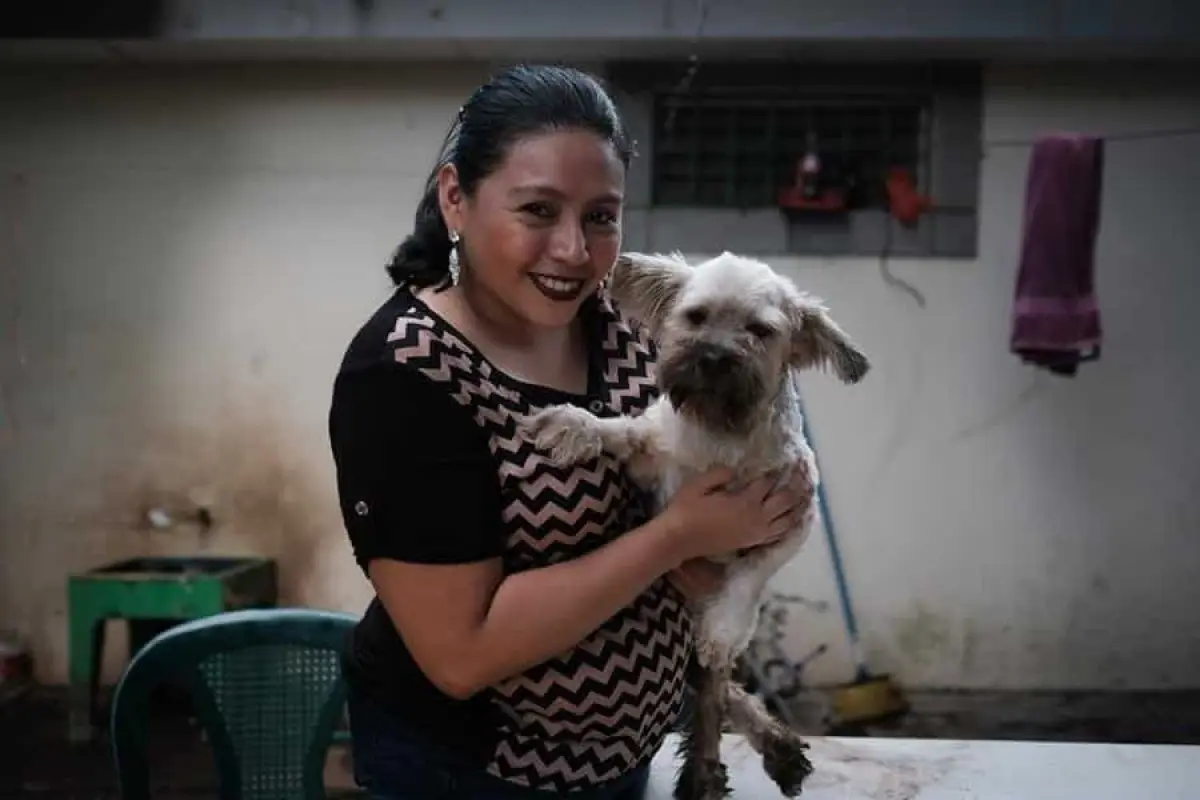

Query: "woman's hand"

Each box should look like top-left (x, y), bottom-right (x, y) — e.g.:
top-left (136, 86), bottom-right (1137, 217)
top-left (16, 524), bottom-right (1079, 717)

top-left (668, 558), bottom-right (728, 603)
top-left (658, 465), bottom-right (814, 565)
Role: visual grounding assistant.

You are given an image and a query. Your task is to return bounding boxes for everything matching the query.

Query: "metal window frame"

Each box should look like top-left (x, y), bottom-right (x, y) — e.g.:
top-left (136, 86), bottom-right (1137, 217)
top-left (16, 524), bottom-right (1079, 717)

top-left (649, 87), bottom-right (934, 209)
top-left (606, 60), bottom-right (983, 259)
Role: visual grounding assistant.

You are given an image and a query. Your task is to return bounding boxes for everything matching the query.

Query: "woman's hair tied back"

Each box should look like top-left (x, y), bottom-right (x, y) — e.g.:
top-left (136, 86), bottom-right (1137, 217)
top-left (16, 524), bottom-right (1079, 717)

top-left (385, 64), bottom-right (632, 290)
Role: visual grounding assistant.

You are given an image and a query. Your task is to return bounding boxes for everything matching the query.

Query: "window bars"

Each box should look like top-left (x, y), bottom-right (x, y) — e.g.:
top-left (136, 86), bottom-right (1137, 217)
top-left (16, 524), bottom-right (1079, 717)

top-left (651, 86), bottom-right (932, 210)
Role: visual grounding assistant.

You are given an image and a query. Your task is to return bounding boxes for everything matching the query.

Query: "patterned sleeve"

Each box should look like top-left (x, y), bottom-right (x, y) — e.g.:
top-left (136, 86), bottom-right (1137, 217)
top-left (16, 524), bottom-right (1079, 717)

top-left (328, 360), bottom-right (505, 570)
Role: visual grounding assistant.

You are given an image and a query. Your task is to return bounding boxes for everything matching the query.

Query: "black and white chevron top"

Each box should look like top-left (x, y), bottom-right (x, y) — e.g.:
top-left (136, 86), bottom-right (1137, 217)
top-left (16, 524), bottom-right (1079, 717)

top-left (331, 285), bottom-right (694, 794)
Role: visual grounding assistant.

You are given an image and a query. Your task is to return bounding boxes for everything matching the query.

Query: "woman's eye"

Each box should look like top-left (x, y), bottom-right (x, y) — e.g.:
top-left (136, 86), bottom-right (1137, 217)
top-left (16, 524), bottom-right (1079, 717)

top-left (746, 322), bottom-right (773, 339)
top-left (521, 202), bottom-right (555, 219)
top-left (587, 209), bottom-right (619, 226)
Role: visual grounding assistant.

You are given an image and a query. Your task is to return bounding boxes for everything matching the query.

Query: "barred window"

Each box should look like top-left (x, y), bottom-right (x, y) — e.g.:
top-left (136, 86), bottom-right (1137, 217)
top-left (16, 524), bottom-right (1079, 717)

top-left (651, 88), bottom-right (931, 209)
top-left (608, 60), bottom-right (982, 258)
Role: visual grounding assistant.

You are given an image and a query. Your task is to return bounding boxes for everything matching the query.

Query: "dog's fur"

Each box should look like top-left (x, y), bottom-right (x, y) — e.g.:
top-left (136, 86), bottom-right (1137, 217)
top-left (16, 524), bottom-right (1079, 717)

top-left (521, 251), bottom-right (870, 799)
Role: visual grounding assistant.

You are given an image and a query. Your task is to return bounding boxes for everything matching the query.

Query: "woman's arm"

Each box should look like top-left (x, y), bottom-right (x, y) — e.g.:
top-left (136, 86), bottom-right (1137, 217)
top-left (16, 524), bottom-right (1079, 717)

top-left (332, 361), bottom-right (690, 699)
top-left (369, 463), bottom-right (799, 700)
top-left (368, 510), bottom-right (685, 699)
top-left (331, 360), bottom-right (803, 701)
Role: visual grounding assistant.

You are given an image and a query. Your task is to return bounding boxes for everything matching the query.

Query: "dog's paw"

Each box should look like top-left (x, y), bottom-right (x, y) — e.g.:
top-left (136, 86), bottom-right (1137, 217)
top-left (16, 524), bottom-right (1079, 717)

top-left (521, 405), bottom-right (605, 466)
top-left (762, 732), bottom-right (813, 797)
top-left (674, 757), bottom-right (730, 800)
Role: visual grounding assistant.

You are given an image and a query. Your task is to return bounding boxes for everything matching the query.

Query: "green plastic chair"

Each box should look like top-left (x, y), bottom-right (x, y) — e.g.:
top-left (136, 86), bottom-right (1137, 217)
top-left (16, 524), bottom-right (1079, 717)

top-left (110, 607), bottom-right (359, 800)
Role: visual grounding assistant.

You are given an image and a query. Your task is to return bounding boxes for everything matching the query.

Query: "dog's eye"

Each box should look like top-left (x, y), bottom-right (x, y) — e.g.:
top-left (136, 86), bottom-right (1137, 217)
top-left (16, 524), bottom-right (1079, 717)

top-left (746, 322), bottom-right (774, 339)
top-left (685, 308), bottom-right (708, 326)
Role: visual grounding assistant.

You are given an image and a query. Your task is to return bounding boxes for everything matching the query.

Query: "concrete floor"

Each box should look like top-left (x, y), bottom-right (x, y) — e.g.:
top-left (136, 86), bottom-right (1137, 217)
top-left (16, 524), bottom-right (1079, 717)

top-left (824, 688), bottom-right (1200, 744)
top-left (3, 685), bottom-right (1200, 799)
top-left (2, 688), bottom-right (211, 799)
top-left (0, 687), bottom-right (361, 800)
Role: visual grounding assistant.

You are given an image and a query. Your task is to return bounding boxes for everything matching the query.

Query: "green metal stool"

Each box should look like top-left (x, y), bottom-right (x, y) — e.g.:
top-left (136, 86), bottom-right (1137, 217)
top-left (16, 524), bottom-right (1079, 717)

top-left (68, 555), bottom-right (279, 742)
top-left (110, 607), bottom-right (358, 800)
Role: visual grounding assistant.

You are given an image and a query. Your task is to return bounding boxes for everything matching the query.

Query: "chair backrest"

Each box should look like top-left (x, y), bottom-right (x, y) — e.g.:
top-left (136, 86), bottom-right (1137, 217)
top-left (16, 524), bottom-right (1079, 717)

top-left (110, 607), bottom-right (358, 800)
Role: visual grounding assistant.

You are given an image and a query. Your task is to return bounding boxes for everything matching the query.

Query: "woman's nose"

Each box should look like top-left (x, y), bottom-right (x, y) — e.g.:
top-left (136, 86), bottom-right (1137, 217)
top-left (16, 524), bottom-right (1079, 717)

top-left (548, 220), bottom-right (588, 265)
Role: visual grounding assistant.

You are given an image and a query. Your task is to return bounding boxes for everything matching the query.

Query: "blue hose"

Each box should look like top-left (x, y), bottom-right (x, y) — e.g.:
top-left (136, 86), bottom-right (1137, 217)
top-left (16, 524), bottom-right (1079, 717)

top-left (796, 392), bottom-right (871, 683)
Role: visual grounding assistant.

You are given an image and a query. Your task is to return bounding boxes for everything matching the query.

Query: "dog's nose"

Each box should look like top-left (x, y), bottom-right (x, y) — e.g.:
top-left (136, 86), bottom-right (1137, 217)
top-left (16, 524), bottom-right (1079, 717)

top-left (696, 344), bottom-right (735, 373)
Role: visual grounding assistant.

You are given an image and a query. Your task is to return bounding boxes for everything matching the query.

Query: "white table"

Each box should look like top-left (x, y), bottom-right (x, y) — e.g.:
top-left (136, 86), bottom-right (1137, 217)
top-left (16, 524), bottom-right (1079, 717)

top-left (646, 733), bottom-right (1200, 799)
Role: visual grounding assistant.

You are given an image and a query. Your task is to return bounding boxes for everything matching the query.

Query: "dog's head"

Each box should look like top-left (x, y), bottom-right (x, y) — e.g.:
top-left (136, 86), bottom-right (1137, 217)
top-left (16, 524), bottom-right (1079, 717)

top-left (610, 251), bottom-right (869, 434)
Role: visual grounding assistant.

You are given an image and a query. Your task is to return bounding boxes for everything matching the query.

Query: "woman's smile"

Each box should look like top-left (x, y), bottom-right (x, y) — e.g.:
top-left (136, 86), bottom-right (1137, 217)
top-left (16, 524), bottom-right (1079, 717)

top-left (528, 273), bottom-right (587, 302)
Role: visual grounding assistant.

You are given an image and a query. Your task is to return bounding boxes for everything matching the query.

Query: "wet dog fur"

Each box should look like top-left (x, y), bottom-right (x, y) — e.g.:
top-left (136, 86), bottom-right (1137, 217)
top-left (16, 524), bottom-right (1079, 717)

top-left (522, 251), bottom-right (870, 799)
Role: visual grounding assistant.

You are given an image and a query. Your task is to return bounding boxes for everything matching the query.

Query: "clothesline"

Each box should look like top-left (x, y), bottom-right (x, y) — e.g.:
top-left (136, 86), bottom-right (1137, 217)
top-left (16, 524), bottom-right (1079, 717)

top-left (983, 126), bottom-right (1200, 150)
top-left (879, 127), bottom-right (1198, 311)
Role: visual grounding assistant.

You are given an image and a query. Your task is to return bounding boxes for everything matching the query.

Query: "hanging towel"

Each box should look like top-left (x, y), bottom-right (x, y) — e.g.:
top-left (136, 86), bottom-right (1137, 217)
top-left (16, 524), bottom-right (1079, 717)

top-left (1010, 133), bottom-right (1105, 377)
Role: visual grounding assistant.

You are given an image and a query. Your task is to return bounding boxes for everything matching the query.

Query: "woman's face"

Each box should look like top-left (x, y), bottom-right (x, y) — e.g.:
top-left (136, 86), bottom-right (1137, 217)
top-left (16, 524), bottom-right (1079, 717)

top-left (438, 129), bottom-right (626, 331)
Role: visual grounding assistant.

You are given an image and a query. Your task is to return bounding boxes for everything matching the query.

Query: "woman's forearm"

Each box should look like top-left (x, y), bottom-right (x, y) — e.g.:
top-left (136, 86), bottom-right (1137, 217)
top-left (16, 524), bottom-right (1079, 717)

top-left (465, 512), bottom-right (686, 692)
top-left (370, 511), bottom-right (690, 700)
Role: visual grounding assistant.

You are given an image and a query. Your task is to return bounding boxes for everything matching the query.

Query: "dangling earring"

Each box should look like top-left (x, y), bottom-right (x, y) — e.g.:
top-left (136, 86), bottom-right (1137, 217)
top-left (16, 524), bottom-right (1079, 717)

top-left (448, 230), bottom-right (461, 286)
top-left (596, 272), bottom-right (610, 298)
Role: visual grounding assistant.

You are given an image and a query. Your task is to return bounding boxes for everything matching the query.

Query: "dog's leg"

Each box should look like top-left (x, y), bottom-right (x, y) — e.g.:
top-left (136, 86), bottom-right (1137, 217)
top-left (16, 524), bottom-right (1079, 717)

top-left (520, 402), bottom-right (668, 484)
top-left (675, 660), bottom-right (731, 800)
top-left (695, 571), bottom-right (771, 671)
top-left (698, 528), bottom-right (812, 669)
top-left (723, 681), bottom-right (813, 797)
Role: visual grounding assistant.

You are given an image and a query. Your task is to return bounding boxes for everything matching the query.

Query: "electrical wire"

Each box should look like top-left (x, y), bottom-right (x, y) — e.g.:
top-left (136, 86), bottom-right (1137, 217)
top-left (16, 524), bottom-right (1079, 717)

top-left (660, 0), bottom-right (710, 139)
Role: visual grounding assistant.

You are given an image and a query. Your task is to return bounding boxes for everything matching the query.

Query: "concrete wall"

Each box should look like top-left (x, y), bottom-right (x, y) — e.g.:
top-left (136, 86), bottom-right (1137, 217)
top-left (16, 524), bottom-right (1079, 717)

top-left (767, 63), bottom-right (1200, 691)
top-left (1, 60), bottom-right (1197, 691)
top-left (6, 0), bottom-right (1200, 60)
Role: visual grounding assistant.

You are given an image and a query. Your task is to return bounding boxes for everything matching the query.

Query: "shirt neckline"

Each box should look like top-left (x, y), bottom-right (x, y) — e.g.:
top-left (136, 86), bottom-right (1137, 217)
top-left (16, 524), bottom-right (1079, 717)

top-left (399, 285), bottom-right (608, 408)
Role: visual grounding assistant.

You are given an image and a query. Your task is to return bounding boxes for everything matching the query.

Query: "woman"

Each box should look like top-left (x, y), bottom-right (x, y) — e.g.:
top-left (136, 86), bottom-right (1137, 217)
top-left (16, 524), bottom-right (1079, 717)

top-left (328, 64), bottom-right (813, 799)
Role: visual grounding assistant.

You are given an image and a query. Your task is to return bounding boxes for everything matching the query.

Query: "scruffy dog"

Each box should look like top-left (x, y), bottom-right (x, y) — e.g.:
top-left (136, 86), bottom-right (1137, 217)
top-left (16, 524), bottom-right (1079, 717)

top-left (522, 251), bottom-right (870, 799)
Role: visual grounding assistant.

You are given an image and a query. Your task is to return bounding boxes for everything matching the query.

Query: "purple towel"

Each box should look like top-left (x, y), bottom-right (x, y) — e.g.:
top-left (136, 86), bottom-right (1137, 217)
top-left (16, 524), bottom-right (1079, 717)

top-left (1010, 134), bottom-right (1105, 376)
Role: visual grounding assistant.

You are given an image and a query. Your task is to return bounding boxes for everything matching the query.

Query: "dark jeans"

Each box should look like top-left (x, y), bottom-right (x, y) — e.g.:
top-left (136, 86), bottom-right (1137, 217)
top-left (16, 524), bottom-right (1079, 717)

top-left (347, 691), bottom-right (652, 800)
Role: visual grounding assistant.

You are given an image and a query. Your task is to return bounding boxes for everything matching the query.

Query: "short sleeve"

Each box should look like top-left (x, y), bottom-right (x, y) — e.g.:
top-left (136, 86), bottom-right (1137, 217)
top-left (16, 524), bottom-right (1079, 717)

top-left (328, 361), bottom-right (505, 570)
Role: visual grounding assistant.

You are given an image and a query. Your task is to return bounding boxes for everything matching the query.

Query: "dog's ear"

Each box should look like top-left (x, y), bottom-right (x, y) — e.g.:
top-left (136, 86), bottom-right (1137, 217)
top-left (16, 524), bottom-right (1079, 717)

top-left (608, 251), bottom-right (692, 336)
top-left (787, 291), bottom-right (870, 384)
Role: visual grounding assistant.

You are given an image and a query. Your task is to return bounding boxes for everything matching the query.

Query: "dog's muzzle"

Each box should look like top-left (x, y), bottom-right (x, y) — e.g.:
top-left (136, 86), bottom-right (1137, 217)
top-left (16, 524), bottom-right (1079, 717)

top-left (660, 342), bottom-right (766, 433)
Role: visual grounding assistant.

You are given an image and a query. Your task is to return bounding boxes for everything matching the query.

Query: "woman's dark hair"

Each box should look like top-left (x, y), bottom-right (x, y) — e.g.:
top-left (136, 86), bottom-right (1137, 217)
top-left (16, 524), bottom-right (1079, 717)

top-left (386, 64), bottom-right (634, 290)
